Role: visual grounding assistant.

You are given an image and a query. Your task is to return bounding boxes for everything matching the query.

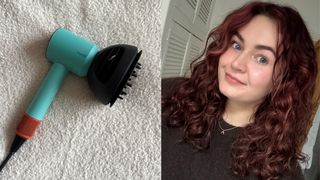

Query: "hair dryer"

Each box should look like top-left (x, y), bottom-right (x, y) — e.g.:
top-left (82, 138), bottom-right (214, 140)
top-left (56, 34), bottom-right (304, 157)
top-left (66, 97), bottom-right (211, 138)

top-left (0, 28), bottom-right (142, 171)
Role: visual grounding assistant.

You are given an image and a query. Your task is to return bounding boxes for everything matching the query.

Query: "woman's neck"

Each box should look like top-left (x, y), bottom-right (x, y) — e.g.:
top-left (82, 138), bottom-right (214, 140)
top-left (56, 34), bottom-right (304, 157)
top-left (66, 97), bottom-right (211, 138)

top-left (223, 100), bottom-right (258, 127)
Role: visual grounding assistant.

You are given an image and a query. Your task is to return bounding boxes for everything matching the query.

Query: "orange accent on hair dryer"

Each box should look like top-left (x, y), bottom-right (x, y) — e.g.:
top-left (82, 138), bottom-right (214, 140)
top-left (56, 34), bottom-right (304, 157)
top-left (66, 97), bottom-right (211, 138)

top-left (16, 114), bottom-right (41, 139)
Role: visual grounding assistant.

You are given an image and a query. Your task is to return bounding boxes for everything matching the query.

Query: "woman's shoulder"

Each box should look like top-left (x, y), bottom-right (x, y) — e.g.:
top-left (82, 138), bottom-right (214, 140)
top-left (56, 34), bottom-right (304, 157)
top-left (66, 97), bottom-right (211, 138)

top-left (161, 77), bottom-right (188, 99)
top-left (281, 162), bottom-right (305, 180)
top-left (161, 77), bottom-right (186, 147)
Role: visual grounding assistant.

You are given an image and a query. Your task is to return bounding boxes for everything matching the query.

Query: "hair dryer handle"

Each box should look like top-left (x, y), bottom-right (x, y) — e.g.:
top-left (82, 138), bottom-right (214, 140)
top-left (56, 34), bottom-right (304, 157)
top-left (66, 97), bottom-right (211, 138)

top-left (27, 63), bottom-right (68, 120)
top-left (16, 63), bottom-right (68, 139)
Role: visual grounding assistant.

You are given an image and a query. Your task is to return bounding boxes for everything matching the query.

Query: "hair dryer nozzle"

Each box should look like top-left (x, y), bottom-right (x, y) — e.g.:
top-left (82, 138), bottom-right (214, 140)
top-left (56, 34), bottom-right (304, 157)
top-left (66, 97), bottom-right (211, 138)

top-left (87, 44), bottom-right (142, 106)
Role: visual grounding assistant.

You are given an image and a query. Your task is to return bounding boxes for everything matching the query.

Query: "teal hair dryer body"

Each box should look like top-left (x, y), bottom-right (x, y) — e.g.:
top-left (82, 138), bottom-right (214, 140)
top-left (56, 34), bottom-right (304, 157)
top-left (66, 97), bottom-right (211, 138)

top-left (28, 28), bottom-right (99, 122)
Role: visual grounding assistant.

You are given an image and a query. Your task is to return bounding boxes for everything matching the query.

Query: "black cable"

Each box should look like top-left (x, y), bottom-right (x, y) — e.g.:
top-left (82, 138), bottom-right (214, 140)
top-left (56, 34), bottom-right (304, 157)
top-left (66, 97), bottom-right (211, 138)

top-left (0, 152), bottom-right (13, 172)
top-left (0, 135), bottom-right (26, 172)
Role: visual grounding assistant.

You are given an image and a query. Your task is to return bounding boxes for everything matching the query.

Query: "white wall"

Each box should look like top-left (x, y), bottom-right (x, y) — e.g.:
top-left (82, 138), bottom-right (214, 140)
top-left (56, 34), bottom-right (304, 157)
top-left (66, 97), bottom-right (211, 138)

top-left (161, 0), bottom-right (171, 36)
top-left (210, 0), bottom-right (320, 41)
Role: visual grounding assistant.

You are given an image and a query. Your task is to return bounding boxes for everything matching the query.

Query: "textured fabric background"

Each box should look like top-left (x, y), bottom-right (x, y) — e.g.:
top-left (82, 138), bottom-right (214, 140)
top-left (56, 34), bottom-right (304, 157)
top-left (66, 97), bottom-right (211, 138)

top-left (0, 0), bottom-right (160, 179)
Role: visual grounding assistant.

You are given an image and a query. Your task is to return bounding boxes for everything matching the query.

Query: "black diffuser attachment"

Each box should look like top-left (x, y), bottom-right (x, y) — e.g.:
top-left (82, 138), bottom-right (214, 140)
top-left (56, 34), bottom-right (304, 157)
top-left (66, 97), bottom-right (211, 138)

top-left (87, 44), bottom-right (142, 106)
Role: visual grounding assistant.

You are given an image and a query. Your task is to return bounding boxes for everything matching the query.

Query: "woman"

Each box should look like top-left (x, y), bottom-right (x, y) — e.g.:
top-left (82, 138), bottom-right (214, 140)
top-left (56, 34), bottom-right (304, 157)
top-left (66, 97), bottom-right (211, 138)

top-left (162, 1), bottom-right (318, 180)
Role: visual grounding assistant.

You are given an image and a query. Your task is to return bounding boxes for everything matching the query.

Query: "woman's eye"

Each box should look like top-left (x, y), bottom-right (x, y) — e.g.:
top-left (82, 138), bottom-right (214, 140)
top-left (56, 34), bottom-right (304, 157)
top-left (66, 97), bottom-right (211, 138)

top-left (231, 41), bottom-right (241, 50)
top-left (256, 56), bottom-right (268, 65)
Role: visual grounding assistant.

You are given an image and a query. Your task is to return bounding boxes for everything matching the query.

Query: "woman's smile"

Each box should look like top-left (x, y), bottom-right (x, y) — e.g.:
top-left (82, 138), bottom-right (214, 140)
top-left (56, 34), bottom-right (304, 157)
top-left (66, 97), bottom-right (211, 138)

top-left (225, 73), bottom-right (246, 85)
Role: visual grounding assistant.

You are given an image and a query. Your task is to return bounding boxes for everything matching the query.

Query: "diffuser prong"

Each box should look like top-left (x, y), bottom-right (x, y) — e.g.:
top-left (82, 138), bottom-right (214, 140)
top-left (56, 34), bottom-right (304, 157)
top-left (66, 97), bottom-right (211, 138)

top-left (126, 83), bottom-right (132, 87)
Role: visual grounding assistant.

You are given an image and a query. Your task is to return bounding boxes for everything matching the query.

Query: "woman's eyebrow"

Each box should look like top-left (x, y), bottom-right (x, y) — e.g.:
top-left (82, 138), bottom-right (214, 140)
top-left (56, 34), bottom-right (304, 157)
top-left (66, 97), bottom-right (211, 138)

top-left (235, 32), bottom-right (244, 42)
top-left (235, 32), bottom-right (276, 58)
top-left (255, 45), bottom-right (276, 58)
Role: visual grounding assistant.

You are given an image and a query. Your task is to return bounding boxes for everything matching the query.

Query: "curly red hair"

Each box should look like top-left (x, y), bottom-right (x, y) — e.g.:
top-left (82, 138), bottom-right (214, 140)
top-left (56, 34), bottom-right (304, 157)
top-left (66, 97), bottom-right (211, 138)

top-left (162, 2), bottom-right (318, 179)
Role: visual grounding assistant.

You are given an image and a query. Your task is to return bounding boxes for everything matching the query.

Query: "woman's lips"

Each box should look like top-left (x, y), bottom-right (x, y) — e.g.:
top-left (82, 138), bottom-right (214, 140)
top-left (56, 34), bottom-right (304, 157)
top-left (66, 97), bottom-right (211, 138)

top-left (225, 73), bottom-right (246, 85)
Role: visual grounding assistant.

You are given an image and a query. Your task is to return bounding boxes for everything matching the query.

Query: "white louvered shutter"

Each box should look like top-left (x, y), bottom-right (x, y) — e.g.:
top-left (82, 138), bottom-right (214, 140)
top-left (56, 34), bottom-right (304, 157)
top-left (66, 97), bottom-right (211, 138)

top-left (162, 0), bottom-right (215, 78)
top-left (162, 22), bottom-right (189, 77)
top-left (181, 35), bottom-right (203, 76)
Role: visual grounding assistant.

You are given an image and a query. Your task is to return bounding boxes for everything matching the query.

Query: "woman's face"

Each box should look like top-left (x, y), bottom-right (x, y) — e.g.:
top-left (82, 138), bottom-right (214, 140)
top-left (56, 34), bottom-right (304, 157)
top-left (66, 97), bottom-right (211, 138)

top-left (218, 15), bottom-right (278, 105)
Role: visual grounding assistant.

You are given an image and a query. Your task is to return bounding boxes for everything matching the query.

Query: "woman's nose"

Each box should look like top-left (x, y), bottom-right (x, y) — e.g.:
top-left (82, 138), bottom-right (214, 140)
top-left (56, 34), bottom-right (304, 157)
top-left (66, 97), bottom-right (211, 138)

top-left (230, 52), bottom-right (249, 73)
